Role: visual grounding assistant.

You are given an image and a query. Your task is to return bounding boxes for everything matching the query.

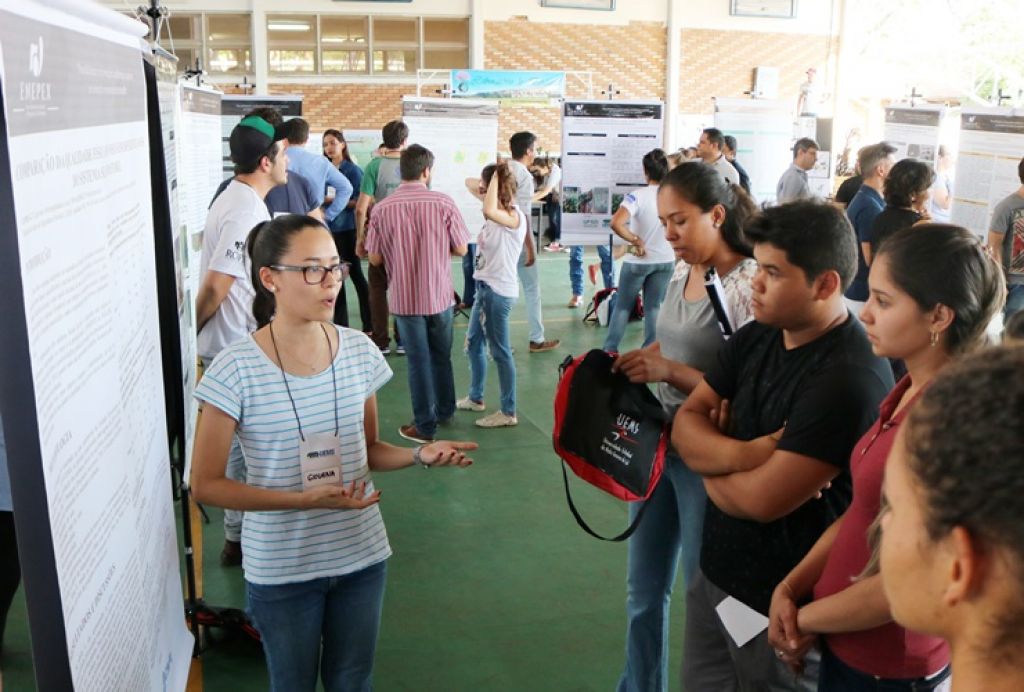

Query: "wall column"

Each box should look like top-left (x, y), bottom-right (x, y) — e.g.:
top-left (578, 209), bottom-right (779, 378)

top-left (665, 0), bottom-right (682, 148)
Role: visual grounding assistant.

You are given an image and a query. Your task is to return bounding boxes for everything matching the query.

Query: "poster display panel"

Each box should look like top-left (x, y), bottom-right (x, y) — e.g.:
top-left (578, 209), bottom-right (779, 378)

top-left (715, 98), bottom-right (793, 203)
top-left (219, 94), bottom-right (302, 179)
top-left (951, 108), bottom-right (1024, 240)
top-left (560, 100), bottom-right (663, 246)
top-left (402, 96), bottom-right (500, 241)
top-left (883, 105), bottom-right (944, 164)
top-left (0, 2), bottom-right (193, 689)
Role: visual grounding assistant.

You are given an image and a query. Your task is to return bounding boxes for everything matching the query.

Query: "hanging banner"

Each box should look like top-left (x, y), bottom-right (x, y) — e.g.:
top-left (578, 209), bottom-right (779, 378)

top-left (0, 2), bottom-right (193, 690)
top-left (402, 96), bottom-right (499, 241)
top-left (951, 108), bottom-right (1024, 240)
top-left (883, 104), bottom-right (945, 164)
top-left (715, 98), bottom-right (794, 204)
top-left (560, 100), bottom-right (664, 246)
top-left (451, 69), bottom-right (566, 103)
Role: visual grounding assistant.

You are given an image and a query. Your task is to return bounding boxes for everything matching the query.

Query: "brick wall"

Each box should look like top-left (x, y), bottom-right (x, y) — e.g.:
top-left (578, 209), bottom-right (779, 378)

top-left (485, 19), bottom-right (666, 153)
top-left (267, 83), bottom-right (410, 133)
top-left (679, 28), bottom-right (835, 114)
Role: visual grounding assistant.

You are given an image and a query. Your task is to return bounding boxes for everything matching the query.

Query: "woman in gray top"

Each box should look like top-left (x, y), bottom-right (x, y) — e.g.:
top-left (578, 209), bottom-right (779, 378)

top-left (613, 162), bottom-right (758, 692)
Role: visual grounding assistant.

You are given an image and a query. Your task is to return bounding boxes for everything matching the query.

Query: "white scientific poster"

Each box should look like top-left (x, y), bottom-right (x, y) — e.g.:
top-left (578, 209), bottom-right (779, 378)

top-left (715, 98), bottom-right (793, 203)
top-left (0, 2), bottom-right (193, 689)
top-left (951, 108), bottom-right (1024, 240)
top-left (561, 100), bottom-right (664, 246)
top-left (883, 104), bottom-right (944, 164)
top-left (403, 96), bottom-right (500, 241)
top-left (344, 128), bottom-right (382, 168)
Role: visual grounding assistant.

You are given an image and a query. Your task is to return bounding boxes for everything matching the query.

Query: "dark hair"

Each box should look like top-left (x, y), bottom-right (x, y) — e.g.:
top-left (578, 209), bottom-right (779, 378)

top-left (723, 135), bottom-right (737, 153)
top-left (701, 128), bottom-right (725, 149)
top-left (859, 142), bottom-right (898, 177)
top-left (231, 130), bottom-right (280, 175)
top-left (481, 162), bottom-right (516, 212)
top-left (322, 128), bottom-right (352, 163)
top-left (875, 224), bottom-right (1004, 355)
top-left (400, 144), bottom-right (434, 181)
top-left (480, 164), bottom-right (497, 187)
top-left (903, 345), bottom-right (1024, 654)
top-left (642, 148), bottom-right (669, 183)
top-left (660, 161), bottom-right (755, 257)
top-left (382, 120), bottom-right (408, 150)
top-left (745, 201), bottom-right (858, 289)
top-left (509, 131), bottom-right (537, 160)
top-left (247, 214), bottom-right (328, 327)
top-left (1019, 155), bottom-right (1024, 184)
top-left (882, 158), bottom-right (935, 208)
top-left (244, 106), bottom-right (283, 127)
top-left (281, 117), bottom-right (310, 145)
top-left (1005, 310), bottom-right (1024, 341)
top-left (793, 137), bottom-right (819, 159)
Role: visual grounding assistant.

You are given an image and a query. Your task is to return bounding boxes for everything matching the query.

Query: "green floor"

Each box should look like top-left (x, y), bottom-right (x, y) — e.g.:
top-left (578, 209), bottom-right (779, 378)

top-left (2, 251), bottom-right (686, 691)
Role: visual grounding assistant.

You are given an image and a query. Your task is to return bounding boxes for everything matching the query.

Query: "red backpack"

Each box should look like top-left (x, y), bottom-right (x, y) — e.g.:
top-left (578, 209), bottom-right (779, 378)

top-left (552, 350), bottom-right (669, 541)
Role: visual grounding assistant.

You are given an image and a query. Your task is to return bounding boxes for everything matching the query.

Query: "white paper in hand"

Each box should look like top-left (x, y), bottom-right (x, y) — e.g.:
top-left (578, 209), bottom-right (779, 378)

top-left (715, 596), bottom-right (769, 648)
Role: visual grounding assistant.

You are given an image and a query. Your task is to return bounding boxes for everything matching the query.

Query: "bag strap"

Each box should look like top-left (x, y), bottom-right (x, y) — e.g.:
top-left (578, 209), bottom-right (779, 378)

top-left (560, 461), bottom-right (650, 542)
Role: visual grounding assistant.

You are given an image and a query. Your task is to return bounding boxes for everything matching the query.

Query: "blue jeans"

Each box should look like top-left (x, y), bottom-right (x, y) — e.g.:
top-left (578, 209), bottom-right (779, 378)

top-left (517, 246), bottom-right (545, 343)
top-left (547, 200), bottom-right (562, 241)
top-left (247, 560), bottom-right (388, 692)
top-left (1006, 282), bottom-right (1024, 319)
top-left (618, 454), bottom-right (707, 692)
top-left (393, 308), bottom-right (456, 436)
top-left (569, 245), bottom-right (616, 296)
top-left (462, 244), bottom-right (477, 308)
top-left (819, 643), bottom-right (951, 691)
top-left (466, 282), bottom-right (517, 415)
top-left (603, 262), bottom-right (674, 353)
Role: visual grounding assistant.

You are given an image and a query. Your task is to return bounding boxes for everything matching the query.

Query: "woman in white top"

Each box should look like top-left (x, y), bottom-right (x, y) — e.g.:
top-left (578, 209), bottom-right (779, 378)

top-left (612, 162), bottom-right (757, 691)
top-left (604, 149), bottom-right (678, 352)
top-left (457, 163), bottom-right (528, 429)
top-left (190, 214), bottom-right (476, 692)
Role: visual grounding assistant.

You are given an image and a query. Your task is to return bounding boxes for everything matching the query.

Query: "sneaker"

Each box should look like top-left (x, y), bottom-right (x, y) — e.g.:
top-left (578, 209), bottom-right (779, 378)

top-left (398, 424), bottom-right (434, 443)
top-left (395, 344), bottom-right (406, 356)
top-left (543, 242), bottom-right (562, 252)
top-left (474, 411), bottom-right (518, 428)
top-left (567, 295), bottom-right (583, 308)
top-left (456, 397), bottom-right (486, 412)
top-left (588, 263), bottom-right (599, 285)
top-left (379, 345), bottom-right (391, 355)
top-left (529, 339), bottom-right (561, 353)
top-left (220, 539), bottom-right (243, 567)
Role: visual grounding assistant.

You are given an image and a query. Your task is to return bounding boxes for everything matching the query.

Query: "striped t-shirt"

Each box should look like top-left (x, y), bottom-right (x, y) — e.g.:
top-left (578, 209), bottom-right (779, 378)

top-left (194, 325), bottom-right (393, 585)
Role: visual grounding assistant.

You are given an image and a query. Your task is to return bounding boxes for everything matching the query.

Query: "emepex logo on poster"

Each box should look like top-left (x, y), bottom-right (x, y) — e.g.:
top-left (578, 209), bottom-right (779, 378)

top-left (20, 36), bottom-right (51, 102)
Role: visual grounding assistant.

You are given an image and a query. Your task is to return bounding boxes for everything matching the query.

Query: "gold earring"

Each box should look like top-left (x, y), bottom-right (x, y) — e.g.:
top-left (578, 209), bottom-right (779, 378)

top-left (929, 331), bottom-right (938, 347)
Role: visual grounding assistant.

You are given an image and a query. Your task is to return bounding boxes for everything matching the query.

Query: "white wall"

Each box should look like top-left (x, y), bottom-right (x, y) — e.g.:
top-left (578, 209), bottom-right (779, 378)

top-left (678, 0), bottom-right (838, 36)
top-left (479, 0), bottom-right (666, 25)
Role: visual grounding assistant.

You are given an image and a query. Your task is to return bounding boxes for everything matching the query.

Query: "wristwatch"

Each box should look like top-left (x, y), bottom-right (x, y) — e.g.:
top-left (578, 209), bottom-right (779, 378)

top-left (413, 444), bottom-right (430, 469)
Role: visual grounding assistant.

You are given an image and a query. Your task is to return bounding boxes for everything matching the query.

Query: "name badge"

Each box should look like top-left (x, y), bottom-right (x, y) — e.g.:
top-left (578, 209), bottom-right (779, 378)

top-left (299, 432), bottom-right (343, 490)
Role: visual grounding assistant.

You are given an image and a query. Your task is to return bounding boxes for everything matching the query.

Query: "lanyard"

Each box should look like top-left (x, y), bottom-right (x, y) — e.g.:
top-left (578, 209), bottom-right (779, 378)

top-left (268, 322), bottom-right (339, 442)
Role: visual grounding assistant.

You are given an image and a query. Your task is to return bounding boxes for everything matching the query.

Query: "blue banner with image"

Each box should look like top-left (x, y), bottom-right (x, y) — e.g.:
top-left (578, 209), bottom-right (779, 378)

top-left (450, 69), bottom-right (566, 101)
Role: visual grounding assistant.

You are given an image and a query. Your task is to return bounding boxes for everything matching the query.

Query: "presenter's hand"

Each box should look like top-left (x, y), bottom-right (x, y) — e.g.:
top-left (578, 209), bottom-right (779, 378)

top-left (355, 240), bottom-right (367, 258)
top-left (768, 582), bottom-right (816, 671)
top-left (631, 236), bottom-right (646, 257)
top-left (525, 247), bottom-right (536, 267)
top-left (302, 480), bottom-right (381, 510)
top-left (420, 440), bottom-right (478, 468)
top-left (611, 343), bottom-right (669, 383)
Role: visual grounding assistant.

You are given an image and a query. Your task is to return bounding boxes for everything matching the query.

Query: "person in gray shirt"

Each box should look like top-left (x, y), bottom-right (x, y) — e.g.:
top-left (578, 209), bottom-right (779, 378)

top-left (988, 155), bottom-right (1024, 318)
top-left (776, 137), bottom-right (819, 204)
top-left (697, 128), bottom-right (741, 186)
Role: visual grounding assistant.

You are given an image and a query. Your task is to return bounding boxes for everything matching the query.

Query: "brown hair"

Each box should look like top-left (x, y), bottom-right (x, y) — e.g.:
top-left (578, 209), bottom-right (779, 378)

top-left (481, 162), bottom-right (516, 213)
top-left (322, 128), bottom-right (352, 163)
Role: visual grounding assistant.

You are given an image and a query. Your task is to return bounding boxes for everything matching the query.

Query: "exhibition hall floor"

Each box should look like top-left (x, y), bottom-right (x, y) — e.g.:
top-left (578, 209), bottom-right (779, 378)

top-left (2, 251), bottom-right (687, 691)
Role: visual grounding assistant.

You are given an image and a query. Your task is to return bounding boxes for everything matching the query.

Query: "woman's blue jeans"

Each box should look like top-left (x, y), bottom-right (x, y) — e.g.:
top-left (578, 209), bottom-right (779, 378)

top-left (462, 243), bottom-right (477, 308)
top-left (466, 282), bottom-right (517, 415)
top-left (603, 262), bottom-right (674, 353)
top-left (618, 454), bottom-right (707, 692)
top-left (819, 643), bottom-right (951, 691)
top-left (569, 244), bottom-right (616, 296)
top-left (247, 560), bottom-right (388, 692)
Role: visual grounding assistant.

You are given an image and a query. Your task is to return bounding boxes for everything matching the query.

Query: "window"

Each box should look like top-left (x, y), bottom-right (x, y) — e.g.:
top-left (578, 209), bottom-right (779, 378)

top-left (267, 14), bottom-right (469, 77)
top-left (207, 14), bottom-right (252, 74)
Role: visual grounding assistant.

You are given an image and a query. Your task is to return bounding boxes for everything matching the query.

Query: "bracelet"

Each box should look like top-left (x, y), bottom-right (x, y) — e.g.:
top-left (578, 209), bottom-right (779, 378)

top-left (413, 444), bottom-right (430, 469)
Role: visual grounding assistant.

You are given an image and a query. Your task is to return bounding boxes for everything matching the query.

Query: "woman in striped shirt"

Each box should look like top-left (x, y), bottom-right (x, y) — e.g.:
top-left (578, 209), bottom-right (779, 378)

top-left (191, 214), bottom-right (475, 692)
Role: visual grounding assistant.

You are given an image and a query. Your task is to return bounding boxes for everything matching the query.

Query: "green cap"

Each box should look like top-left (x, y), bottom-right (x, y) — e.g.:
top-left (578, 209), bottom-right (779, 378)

top-left (238, 115), bottom-right (276, 141)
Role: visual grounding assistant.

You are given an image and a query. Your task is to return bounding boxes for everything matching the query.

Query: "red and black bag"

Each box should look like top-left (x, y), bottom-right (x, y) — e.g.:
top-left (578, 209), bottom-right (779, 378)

top-left (552, 350), bottom-right (669, 541)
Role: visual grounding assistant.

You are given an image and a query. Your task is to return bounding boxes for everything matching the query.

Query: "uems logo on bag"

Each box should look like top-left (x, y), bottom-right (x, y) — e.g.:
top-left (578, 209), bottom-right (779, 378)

top-left (610, 413), bottom-right (640, 444)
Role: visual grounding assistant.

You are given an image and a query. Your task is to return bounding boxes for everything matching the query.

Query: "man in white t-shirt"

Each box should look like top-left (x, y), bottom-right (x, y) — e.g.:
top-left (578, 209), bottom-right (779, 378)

top-left (698, 128), bottom-right (741, 186)
top-left (508, 131), bottom-right (559, 353)
top-left (195, 115), bottom-right (288, 565)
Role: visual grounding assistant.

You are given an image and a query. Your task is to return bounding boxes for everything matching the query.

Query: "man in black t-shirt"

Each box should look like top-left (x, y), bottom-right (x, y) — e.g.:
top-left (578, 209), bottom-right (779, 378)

top-left (674, 201), bottom-right (893, 690)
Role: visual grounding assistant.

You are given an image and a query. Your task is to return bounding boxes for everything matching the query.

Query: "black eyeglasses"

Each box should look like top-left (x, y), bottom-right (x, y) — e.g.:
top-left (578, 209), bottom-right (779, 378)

top-left (271, 263), bottom-right (350, 285)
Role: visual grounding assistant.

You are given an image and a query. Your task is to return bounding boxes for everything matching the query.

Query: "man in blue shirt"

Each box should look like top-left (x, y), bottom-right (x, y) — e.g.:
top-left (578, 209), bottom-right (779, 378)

top-left (844, 142), bottom-right (896, 311)
top-left (281, 118), bottom-right (352, 224)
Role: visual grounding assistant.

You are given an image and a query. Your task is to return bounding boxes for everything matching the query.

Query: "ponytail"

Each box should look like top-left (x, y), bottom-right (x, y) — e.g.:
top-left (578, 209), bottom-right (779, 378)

top-left (246, 214), bottom-right (326, 328)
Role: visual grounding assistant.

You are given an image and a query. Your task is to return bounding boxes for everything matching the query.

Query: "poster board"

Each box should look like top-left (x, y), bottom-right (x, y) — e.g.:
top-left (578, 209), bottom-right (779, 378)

top-left (220, 94), bottom-right (302, 179)
top-left (715, 98), bottom-right (793, 203)
top-left (560, 100), bottom-right (664, 246)
top-left (344, 128), bottom-right (382, 168)
top-left (402, 96), bottom-right (500, 240)
top-left (883, 104), bottom-right (945, 164)
top-left (0, 2), bottom-right (193, 689)
top-left (951, 107), bottom-right (1024, 240)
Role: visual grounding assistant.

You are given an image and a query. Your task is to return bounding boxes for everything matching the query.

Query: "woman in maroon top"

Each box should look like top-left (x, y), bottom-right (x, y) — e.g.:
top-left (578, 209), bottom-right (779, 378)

top-left (767, 224), bottom-right (1004, 690)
